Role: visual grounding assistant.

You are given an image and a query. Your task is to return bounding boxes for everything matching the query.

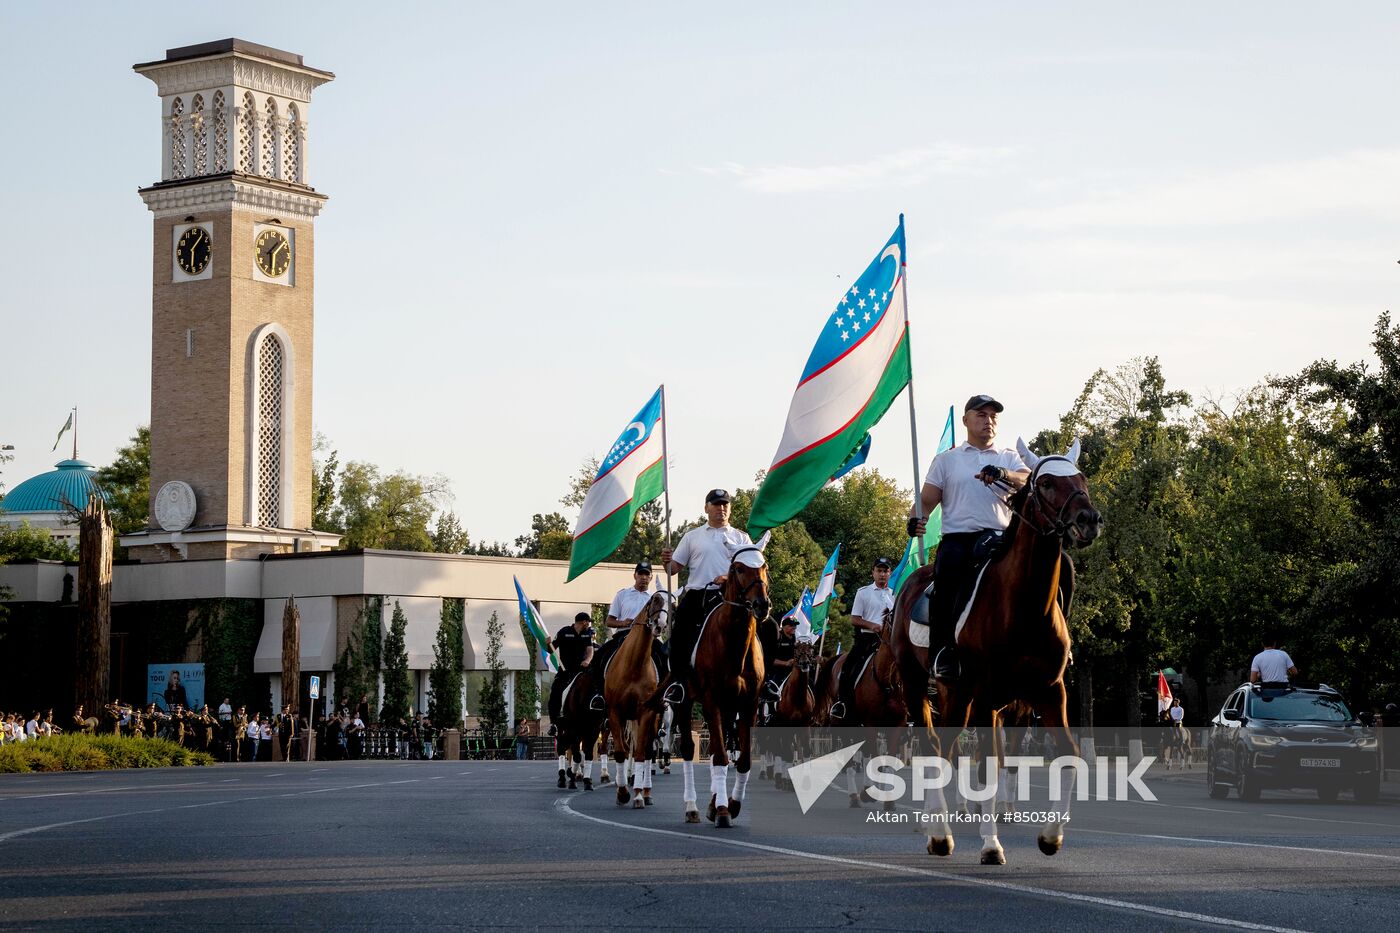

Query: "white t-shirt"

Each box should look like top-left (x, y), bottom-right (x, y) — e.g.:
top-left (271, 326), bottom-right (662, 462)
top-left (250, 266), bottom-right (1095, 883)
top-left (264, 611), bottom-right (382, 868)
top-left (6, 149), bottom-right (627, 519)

top-left (260, 722), bottom-right (273, 740)
top-left (26, 719), bottom-right (39, 737)
top-left (608, 587), bottom-right (652, 626)
top-left (672, 524), bottom-right (754, 592)
top-left (1251, 648), bottom-right (1295, 683)
top-left (925, 443), bottom-right (1029, 534)
top-left (248, 721), bottom-right (262, 739)
top-left (1169, 705), bottom-right (1184, 723)
top-left (218, 702), bottom-right (232, 722)
top-left (851, 582), bottom-right (896, 628)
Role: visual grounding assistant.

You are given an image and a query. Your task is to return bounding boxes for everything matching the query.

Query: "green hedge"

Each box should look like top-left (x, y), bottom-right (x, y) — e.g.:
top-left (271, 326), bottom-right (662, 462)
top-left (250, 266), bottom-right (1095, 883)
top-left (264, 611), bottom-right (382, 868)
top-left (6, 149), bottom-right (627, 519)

top-left (0, 734), bottom-right (216, 772)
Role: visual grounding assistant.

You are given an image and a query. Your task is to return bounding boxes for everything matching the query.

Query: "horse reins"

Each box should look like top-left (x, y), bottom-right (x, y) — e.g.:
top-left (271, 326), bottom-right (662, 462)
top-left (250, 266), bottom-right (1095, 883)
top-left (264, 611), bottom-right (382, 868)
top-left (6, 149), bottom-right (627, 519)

top-left (1020, 456), bottom-right (1089, 542)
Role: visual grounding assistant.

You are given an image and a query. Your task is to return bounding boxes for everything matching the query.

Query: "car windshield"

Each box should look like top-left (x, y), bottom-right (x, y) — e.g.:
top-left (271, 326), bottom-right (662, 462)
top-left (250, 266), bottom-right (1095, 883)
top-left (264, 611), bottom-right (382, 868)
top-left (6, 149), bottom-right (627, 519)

top-left (1248, 692), bottom-right (1351, 723)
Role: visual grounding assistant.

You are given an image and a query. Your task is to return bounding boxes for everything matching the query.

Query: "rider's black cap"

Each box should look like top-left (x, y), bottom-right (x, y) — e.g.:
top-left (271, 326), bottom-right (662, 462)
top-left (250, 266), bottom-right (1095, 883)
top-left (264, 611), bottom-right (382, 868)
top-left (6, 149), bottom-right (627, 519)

top-left (781, 615), bottom-right (798, 626)
top-left (574, 612), bottom-right (591, 623)
top-left (873, 556), bottom-right (893, 569)
top-left (634, 561), bottom-right (652, 574)
top-left (965, 394), bottom-right (1004, 413)
top-left (705, 488), bottom-right (731, 504)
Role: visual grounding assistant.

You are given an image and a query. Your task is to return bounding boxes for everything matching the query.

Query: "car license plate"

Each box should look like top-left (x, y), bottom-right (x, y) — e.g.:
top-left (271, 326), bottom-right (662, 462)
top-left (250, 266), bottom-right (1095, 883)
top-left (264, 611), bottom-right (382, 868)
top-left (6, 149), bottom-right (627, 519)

top-left (1300, 758), bottom-right (1340, 768)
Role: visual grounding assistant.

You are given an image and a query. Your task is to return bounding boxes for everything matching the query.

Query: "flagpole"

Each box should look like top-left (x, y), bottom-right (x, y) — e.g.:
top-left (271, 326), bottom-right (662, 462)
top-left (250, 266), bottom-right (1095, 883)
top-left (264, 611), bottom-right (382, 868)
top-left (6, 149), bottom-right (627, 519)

top-left (71, 406), bottom-right (78, 460)
top-left (659, 384), bottom-right (674, 595)
top-left (898, 214), bottom-right (927, 565)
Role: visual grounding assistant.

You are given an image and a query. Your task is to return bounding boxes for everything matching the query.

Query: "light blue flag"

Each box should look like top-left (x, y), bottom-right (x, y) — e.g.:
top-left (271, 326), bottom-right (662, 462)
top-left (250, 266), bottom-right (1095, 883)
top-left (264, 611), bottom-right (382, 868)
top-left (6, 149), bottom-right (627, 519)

top-left (810, 543), bottom-right (842, 636)
top-left (513, 576), bottom-right (561, 674)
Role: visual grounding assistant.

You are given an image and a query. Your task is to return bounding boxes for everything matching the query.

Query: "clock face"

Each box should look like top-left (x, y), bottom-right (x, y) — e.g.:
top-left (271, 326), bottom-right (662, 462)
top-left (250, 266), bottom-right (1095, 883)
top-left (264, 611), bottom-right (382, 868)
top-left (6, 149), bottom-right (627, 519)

top-left (175, 226), bottom-right (211, 276)
top-left (255, 229), bottom-right (291, 278)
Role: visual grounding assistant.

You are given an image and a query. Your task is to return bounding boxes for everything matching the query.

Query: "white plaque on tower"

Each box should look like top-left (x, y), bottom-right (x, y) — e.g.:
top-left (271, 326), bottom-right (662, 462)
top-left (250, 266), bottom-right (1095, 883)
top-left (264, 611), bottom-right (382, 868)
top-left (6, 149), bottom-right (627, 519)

top-left (154, 480), bottom-right (198, 531)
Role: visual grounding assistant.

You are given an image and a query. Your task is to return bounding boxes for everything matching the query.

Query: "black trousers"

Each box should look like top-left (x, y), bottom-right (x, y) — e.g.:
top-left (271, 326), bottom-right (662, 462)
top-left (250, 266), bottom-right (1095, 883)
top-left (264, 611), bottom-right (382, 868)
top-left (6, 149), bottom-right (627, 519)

top-left (668, 588), bottom-right (722, 685)
top-left (592, 631), bottom-right (669, 684)
top-left (839, 630), bottom-right (881, 698)
top-left (548, 669), bottom-right (583, 722)
top-left (930, 531), bottom-right (989, 646)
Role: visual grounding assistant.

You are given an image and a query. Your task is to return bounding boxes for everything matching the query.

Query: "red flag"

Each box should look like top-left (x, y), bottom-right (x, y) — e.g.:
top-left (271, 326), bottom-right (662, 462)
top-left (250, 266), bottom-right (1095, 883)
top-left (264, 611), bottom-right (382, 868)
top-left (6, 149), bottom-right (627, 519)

top-left (1156, 670), bottom-right (1173, 713)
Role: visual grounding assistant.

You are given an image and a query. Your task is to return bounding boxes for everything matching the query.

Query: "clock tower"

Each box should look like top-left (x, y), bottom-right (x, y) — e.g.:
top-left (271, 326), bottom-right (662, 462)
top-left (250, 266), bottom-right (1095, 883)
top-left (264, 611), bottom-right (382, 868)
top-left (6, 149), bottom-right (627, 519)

top-left (123, 40), bottom-right (340, 561)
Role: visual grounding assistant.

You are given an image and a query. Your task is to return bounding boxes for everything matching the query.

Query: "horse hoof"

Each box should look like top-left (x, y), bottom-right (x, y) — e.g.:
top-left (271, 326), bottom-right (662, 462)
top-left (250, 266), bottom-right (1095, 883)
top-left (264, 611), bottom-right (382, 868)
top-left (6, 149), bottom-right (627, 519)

top-left (644, 795), bottom-right (654, 806)
top-left (727, 798), bottom-right (741, 819)
top-left (600, 773), bottom-right (611, 784)
top-left (663, 768), bottom-right (671, 775)
top-left (557, 771), bottom-right (566, 789)
top-left (883, 799), bottom-right (896, 813)
top-left (716, 807), bottom-right (732, 829)
top-left (706, 795), bottom-right (717, 823)
top-left (633, 796), bottom-right (646, 809)
top-left (616, 786), bottom-right (630, 806)
top-left (980, 847), bottom-right (1007, 866)
top-left (926, 835), bottom-right (953, 857)
top-left (584, 779), bottom-right (593, 791)
top-left (1037, 836), bottom-right (1064, 857)
top-left (849, 794), bottom-right (862, 808)
top-left (685, 808), bottom-right (700, 824)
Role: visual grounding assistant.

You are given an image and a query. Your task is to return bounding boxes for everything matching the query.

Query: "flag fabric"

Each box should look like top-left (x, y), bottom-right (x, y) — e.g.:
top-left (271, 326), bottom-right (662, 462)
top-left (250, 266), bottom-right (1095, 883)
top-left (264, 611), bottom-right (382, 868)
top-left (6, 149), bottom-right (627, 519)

top-left (785, 587), bottom-right (815, 642)
top-left (810, 543), bottom-right (841, 636)
top-left (749, 219), bottom-right (912, 535)
top-left (51, 412), bottom-right (73, 452)
top-left (891, 405), bottom-right (957, 593)
top-left (828, 433), bottom-right (871, 484)
top-left (514, 576), bottom-right (561, 674)
top-left (566, 388), bottom-right (666, 582)
top-left (1156, 670), bottom-right (1173, 713)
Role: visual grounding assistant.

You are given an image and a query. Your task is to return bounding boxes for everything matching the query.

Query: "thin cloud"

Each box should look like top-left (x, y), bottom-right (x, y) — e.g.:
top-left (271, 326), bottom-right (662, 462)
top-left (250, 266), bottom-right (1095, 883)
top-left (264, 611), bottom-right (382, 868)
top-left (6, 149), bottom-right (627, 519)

top-left (998, 149), bottom-right (1400, 230)
top-left (686, 145), bottom-right (1019, 194)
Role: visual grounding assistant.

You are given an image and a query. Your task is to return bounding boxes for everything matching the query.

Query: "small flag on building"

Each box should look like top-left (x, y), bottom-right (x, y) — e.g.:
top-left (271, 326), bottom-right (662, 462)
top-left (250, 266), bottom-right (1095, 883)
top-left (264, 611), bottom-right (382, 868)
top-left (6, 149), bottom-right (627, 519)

top-left (567, 388), bottom-right (667, 582)
top-left (514, 576), bottom-right (561, 674)
top-left (52, 411), bottom-right (74, 453)
top-left (810, 543), bottom-right (842, 636)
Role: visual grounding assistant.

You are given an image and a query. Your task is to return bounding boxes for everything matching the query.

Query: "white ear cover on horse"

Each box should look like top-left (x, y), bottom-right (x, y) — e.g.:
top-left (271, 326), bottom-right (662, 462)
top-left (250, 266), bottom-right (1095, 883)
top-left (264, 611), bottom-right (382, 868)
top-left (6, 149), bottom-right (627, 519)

top-left (1016, 437), bottom-right (1040, 469)
top-left (755, 530), bottom-right (772, 552)
top-left (1067, 437), bottom-right (1081, 465)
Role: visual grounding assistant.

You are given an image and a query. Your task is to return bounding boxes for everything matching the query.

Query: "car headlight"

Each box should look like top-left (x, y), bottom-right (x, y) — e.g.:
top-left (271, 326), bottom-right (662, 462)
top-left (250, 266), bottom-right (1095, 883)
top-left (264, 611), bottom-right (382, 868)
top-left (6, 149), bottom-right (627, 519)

top-left (1246, 733), bottom-right (1283, 747)
top-left (1356, 736), bottom-right (1378, 749)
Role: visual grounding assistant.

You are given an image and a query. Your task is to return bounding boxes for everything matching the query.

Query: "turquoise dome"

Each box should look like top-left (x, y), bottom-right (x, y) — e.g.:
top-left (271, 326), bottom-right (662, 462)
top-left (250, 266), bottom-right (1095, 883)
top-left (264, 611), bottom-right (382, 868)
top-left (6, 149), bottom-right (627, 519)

top-left (0, 460), bottom-right (106, 513)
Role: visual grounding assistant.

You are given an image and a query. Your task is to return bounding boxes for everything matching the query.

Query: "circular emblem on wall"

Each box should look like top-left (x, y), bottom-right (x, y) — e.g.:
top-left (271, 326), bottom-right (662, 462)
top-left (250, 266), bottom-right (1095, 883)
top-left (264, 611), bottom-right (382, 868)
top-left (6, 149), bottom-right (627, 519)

top-left (154, 480), bottom-right (198, 532)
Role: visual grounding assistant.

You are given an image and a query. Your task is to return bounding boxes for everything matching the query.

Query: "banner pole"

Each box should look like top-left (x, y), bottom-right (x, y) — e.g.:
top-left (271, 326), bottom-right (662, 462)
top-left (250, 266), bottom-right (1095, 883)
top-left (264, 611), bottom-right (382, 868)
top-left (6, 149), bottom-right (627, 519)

top-left (660, 384), bottom-right (674, 595)
top-left (898, 214), bottom-right (927, 565)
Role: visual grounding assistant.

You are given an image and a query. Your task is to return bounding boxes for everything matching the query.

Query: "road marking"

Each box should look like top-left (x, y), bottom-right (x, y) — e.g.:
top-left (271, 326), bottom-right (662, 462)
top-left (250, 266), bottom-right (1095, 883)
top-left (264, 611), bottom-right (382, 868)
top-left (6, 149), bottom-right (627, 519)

top-left (557, 798), bottom-right (1307, 933)
top-left (3, 782), bottom-right (210, 801)
top-left (1075, 828), bottom-right (1400, 862)
top-left (312, 768), bottom-right (329, 772)
top-left (262, 772), bottom-right (284, 777)
top-left (459, 771), bottom-right (473, 775)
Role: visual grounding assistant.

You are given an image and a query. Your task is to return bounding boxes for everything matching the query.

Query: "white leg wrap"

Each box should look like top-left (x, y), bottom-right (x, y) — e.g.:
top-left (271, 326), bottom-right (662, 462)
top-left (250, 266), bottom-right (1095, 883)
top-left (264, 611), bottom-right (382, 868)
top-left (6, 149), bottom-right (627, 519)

top-left (583, 760), bottom-right (592, 779)
top-left (682, 760), bottom-right (697, 806)
top-left (557, 755), bottom-right (566, 771)
top-left (845, 765), bottom-right (859, 795)
top-left (734, 769), bottom-right (750, 802)
top-left (710, 763), bottom-right (729, 801)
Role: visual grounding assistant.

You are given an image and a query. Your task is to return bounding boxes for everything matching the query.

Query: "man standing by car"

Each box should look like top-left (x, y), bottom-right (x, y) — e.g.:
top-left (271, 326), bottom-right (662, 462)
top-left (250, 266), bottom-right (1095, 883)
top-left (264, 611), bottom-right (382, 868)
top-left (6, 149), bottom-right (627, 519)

top-left (1249, 634), bottom-right (1298, 687)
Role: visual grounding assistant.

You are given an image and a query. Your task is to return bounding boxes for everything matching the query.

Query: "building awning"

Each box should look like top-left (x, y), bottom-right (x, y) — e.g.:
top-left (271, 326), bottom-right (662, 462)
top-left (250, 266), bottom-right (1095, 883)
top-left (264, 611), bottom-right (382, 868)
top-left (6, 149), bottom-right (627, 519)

top-left (254, 596), bottom-right (337, 673)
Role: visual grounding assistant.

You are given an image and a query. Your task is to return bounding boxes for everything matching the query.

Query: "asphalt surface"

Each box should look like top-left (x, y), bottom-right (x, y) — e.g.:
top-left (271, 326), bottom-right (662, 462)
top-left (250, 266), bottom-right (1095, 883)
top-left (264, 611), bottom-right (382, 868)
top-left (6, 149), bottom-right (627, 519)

top-left (0, 758), bottom-right (1397, 931)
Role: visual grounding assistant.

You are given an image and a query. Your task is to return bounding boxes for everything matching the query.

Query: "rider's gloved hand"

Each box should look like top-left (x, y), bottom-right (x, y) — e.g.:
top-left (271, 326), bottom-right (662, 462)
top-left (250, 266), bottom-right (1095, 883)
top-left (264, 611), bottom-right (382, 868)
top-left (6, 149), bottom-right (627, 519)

top-left (906, 516), bottom-right (925, 537)
top-left (977, 464), bottom-right (1006, 484)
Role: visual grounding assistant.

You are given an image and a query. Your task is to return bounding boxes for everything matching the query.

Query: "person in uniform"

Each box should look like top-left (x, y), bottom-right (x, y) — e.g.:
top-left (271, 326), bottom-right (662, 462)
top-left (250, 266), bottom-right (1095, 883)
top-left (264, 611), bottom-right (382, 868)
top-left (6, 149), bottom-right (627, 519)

top-left (909, 395), bottom-right (1029, 681)
top-left (588, 562), bottom-right (669, 709)
top-left (761, 615), bottom-right (799, 703)
top-left (233, 706), bottom-right (249, 762)
top-left (830, 556), bottom-right (896, 719)
top-left (277, 704), bottom-right (297, 762)
top-left (657, 489), bottom-right (754, 706)
top-left (545, 612), bottom-right (596, 735)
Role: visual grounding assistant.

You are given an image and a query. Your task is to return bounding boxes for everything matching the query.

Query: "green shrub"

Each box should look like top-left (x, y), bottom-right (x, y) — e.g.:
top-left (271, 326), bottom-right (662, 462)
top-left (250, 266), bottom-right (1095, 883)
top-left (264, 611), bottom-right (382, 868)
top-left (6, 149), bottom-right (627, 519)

top-left (0, 734), bottom-right (215, 772)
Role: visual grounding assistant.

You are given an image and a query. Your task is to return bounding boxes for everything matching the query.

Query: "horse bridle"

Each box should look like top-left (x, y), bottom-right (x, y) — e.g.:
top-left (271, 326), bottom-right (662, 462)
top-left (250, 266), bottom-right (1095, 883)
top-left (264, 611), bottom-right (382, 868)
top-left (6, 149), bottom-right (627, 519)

top-left (637, 591), bottom-right (675, 633)
top-left (723, 547), bottom-right (770, 616)
top-left (1020, 456), bottom-right (1090, 541)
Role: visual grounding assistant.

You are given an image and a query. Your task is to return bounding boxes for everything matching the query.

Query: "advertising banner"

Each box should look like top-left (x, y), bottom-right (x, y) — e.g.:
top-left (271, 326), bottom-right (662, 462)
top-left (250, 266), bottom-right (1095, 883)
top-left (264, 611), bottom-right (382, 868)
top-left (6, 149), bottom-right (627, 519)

top-left (148, 663), bottom-right (205, 712)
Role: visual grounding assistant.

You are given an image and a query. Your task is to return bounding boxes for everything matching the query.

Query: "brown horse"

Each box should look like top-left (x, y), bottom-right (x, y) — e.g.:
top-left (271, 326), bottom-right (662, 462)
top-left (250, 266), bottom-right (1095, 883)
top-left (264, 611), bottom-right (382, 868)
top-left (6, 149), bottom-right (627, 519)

top-left (673, 547), bottom-right (771, 827)
top-left (555, 667), bottom-right (606, 791)
top-left (766, 640), bottom-right (818, 791)
top-left (922, 439), bottom-right (1102, 864)
top-left (604, 590), bottom-right (673, 809)
top-left (819, 622), bottom-right (910, 808)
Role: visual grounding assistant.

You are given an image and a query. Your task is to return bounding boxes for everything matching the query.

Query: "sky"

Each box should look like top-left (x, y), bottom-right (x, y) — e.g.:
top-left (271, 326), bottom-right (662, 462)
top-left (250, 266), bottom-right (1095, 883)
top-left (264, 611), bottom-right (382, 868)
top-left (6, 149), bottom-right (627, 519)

top-left (2, 2), bottom-right (1398, 544)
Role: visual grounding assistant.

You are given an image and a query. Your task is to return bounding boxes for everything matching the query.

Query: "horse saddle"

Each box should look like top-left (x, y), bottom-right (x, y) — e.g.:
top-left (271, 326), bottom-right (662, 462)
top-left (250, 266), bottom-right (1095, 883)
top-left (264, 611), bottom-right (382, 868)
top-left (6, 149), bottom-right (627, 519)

top-left (909, 530), bottom-right (1006, 629)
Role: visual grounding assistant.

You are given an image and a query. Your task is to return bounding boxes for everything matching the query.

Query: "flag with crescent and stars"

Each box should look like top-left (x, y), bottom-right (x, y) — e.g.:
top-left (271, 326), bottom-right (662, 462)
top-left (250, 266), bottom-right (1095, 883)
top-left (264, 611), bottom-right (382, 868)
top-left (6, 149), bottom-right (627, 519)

top-left (566, 387), bottom-right (666, 582)
top-left (749, 218), bottom-right (912, 535)
top-left (514, 576), bottom-right (561, 674)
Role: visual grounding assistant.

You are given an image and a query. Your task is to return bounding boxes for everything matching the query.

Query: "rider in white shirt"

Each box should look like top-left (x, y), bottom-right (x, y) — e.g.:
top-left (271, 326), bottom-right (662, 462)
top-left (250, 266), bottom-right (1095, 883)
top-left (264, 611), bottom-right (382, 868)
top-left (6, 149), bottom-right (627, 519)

top-left (590, 562), bottom-right (669, 709)
top-left (657, 489), bottom-right (754, 705)
top-left (830, 557), bottom-right (896, 720)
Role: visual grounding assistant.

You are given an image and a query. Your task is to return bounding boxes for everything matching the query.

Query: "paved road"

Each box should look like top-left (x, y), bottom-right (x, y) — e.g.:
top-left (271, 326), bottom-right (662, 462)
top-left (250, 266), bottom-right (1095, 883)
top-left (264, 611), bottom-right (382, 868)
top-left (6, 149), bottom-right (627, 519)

top-left (0, 759), bottom-right (1397, 931)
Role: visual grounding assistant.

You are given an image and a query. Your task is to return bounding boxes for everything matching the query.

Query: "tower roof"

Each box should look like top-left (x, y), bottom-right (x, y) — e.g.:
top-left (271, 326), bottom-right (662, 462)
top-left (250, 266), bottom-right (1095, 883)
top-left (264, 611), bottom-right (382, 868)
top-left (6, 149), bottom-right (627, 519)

top-left (0, 460), bottom-right (106, 514)
top-left (134, 38), bottom-right (333, 78)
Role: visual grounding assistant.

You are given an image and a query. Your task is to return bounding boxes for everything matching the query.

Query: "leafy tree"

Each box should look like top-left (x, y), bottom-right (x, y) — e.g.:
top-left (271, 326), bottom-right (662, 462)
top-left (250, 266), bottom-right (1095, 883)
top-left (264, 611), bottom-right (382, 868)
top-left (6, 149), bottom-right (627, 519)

top-left (428, 598), bottom-right (465, 727)
top-left (332, 599), bottom-right (382, 718)
top-left (311, 433), bottom-right (339, 533)
top-left (95, 426), bottom-right (151, 537)
top-left (517, 622), bottom-right (542, 718)
top-left (0, 522), bottom-right (78, 562)
top-left (379, 600), bottom-right (413, 723)
top-left (464, 538), bottom-right (515, 557)
top-left (476, 611), bottom-right (509, 741)
top-left (333, 461), bottom-right (448, 551)
top-left (431, 511), bottom-right (471, 555)
top-left (514, 512), bottom-right (571, 559)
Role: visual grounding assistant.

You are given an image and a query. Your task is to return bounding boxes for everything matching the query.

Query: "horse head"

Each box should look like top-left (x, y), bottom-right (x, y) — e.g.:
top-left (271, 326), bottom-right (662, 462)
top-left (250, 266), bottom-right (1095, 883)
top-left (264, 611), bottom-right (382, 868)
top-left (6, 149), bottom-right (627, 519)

top-left (1015, 437), bottom-right (1104, 547)
top-left (642, 589), bottom-right (676, 634)
top-left (793, 640), bottom-right (818, 675)
top-left (725, 546), bottom-right (772, 620)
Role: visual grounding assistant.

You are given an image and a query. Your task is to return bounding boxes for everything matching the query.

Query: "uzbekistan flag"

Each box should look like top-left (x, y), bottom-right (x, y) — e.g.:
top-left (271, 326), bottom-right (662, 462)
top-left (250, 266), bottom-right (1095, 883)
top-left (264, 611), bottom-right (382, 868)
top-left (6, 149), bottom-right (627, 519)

top-left (749, 218), bottom-right (912, 535)
top-left (891, 405), bottom-right (956, 594)
top-left (788, 587), bottom-right (816, 643)
top-left (566, 388), bottom-right (666, 582)
top-left (810, 543), bottom-right (841, 636)
top-left (514, 576), bottom-right (561, 674)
